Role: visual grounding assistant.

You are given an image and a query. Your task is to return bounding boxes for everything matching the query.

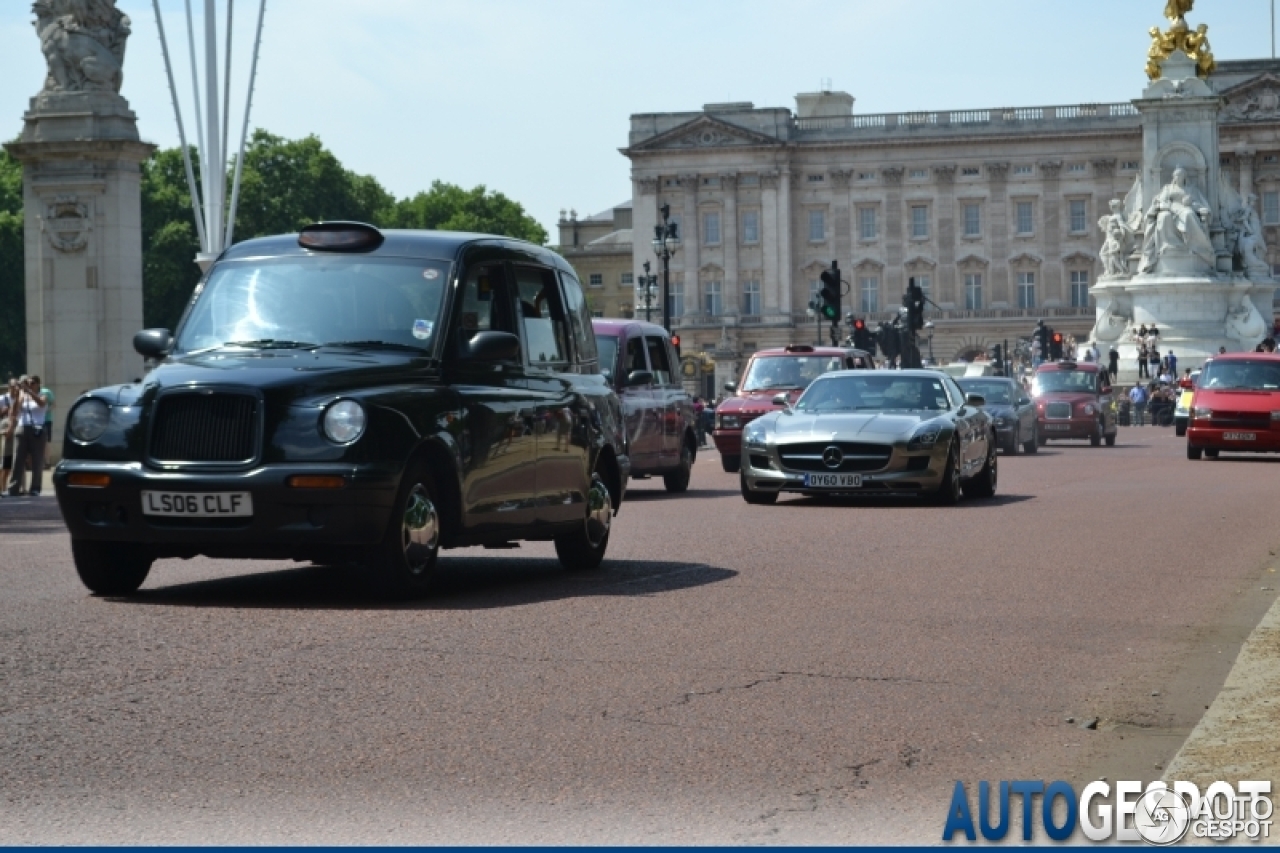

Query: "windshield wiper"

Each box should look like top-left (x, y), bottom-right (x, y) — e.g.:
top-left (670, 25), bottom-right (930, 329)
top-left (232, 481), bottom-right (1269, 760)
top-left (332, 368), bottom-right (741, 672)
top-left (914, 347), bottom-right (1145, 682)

top-left (322, 340), bottom-right (430, 352)
top-left (224, 339), bottom-right (317, 350)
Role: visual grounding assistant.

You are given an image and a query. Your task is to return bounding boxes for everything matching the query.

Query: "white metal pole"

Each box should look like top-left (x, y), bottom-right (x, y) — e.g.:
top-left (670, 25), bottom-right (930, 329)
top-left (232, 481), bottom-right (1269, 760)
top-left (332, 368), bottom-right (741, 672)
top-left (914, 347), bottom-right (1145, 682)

top-left (184, 0), bottom-right (208, 252)
top-left (152, 0), bottom-right (208, 252)
top-left (225, 0), bottom-right (266, 248)
top-left (204, 0), bottom-right (222, 253)
top-left (220, 0), bottom-right (234, 235)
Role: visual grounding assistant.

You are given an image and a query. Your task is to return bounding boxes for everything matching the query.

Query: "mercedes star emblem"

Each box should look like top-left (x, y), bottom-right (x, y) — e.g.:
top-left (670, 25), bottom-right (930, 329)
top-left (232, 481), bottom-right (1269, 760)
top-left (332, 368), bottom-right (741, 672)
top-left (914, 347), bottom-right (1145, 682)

top-left (822, 445), bottom-right (844, 469)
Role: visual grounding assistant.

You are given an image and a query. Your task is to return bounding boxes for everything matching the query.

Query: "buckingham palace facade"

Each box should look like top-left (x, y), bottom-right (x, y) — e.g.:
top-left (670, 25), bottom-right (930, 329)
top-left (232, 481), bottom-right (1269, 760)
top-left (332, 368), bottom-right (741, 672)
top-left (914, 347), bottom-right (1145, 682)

top-left (623, 59), bottom-right (1280, 370)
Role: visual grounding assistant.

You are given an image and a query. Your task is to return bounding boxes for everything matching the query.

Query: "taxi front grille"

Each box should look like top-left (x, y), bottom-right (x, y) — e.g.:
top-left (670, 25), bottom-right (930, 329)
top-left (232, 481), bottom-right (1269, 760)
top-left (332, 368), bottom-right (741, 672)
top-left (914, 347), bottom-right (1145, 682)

top-left (1045, 402), bottom-right (1072, 420)
top-left (149, 392), bottom-right (258, 464)
top-left (778, 441), bottom-right (892, 473)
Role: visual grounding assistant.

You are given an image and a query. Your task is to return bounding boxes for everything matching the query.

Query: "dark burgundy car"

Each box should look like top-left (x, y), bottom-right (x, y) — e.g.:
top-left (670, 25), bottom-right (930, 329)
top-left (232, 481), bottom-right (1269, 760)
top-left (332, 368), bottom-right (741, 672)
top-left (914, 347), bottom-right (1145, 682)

top-left (712, 344), bottom-right (871, 472)
top-left (592, 318), bottom-right (698, 491)
top-left (1032, 360), bottom-right (1117, 447)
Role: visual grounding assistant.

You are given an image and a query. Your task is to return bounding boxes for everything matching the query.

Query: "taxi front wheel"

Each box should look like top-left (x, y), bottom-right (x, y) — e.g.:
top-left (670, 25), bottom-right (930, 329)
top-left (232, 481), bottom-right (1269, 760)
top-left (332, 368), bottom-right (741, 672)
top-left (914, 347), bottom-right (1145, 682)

top-left (372, 462), bottom-right (442, 598)
top-left (72, 540), bottom-right (153, 596)
top-left (555, 473), bottom-right (612, 571)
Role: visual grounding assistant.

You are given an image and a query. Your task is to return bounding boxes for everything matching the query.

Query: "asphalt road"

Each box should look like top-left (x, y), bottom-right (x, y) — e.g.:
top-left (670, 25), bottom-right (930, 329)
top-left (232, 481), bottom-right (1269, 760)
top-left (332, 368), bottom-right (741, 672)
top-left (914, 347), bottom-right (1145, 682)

top-left (2, 428), bottom-right (1278, 844)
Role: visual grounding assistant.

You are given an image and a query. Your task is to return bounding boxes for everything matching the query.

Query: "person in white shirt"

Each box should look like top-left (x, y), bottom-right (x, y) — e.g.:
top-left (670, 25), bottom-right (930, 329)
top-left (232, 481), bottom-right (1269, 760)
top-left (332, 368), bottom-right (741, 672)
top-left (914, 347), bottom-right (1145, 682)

top-left (0, 377), bottom-right (18, 492)
top-left (6, 375), bottom-right (49, 496)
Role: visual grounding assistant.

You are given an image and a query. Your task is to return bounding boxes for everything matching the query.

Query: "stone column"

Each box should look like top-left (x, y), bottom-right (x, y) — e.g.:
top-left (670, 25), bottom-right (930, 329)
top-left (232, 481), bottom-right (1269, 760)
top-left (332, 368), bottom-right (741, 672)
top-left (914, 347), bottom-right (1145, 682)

top-left (1238, 149), bottom-right (1256, 201)
top-left (678, 174), bottom-right (699, 317)
top-left (882, 167), bottom-right (905, 301)
top-left (6, 80), bottom-right (154, 459)
top-left (761, 171), bottom-right (781, 316)
top-left (831, 168), bottom-right (853, 283)
top-left (1039, 161), bottom-right (1063, 305)
top-left (986, 162), bottom-right (1010, 305)
top-left (934, 165), bottom-right (957, 305)
top-left (777, 168), bottom-right (793, 319)
top-left (721, 173), bottom-right (739, 317)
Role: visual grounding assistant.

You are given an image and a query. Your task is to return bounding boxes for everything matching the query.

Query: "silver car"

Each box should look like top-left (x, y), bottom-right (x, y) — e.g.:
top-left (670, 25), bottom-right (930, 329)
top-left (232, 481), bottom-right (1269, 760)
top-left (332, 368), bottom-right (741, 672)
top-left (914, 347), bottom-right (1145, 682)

top-left (739, 369), bottom-right (998, 505)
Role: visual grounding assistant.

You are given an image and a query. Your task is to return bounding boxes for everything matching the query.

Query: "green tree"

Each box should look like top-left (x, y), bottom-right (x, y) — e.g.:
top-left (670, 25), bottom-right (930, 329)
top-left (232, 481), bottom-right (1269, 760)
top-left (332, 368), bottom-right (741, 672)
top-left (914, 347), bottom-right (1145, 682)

top-left (0, 147), bottom-right (24, 379)
top-left (140, 146), bottom-right (203, 330)
top-left (385, 181), bottom-right (547, 244)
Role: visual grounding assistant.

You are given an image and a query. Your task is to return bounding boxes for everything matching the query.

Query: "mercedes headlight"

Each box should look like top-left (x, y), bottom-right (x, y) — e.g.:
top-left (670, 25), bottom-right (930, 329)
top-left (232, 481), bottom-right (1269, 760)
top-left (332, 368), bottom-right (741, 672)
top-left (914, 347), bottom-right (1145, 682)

top-left (323, 399), bottom-right (366, 444)
top-left (718, 414), bottom-right (741, 429)
top-left (67, 398), bottom-right (110, 443)
top-left (907, 422), bottom-right (944, 450)
top-left (744, 422), bottom-right (768, 447)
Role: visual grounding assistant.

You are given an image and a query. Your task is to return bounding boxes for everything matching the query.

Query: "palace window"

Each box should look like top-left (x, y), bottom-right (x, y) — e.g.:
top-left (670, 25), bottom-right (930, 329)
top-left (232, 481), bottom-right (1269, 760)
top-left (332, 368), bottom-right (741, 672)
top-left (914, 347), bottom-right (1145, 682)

top-left (667, 283), bottom-right (684, 318)
top-left (1013, 164), bottom-right (1034, 176)
top-left (859, 207), bottom-right (877, 240)
top-left (857, 171), bottom-right (875, 181)
top-left (742, 279), bottom-right (761, 316)
top-left (808, 209), bottom-right (826, 241)
top-left (1067, 163), bottom-right (1086, 174)
top-left (961, 166), bottom-right (980, 176)
top-left (621, 272), bottom-right (633, 285)
top-left (1121, 160), bottom-right (1139, 170)
top-left (910, 205), bottom-right (929, 238)
top-left (909, 168), bottom-right (927, 179)
top-left (589, 273), bottom-right (603, 287)
top-left (703, 211), bottom-right (721, 245)
top-left (1264, 191), bottom-right (1280, 225)
top-left (1069, 199), bottom-right (1087, 234)
top-left (859, 276), bottom-right (879, 313)
top-left (704, 280), bottom-right (722, 316)
top-left (807, 173), bottom-right (825, 183)
top-left (963, 203), bottom-right (981, 237)
top-left (964, 273), bottom-right (983, 310)
top-left (1070, 270), bottom-right (1090, 307)
top-left (911, 274), bottom-right (931, 303)
top-left (1017, 271), bottom-right (1036, 308)
top-left (742, 211), bottom-right (760, 244)
top-left (1016, 201), bottom-right (1034, 235)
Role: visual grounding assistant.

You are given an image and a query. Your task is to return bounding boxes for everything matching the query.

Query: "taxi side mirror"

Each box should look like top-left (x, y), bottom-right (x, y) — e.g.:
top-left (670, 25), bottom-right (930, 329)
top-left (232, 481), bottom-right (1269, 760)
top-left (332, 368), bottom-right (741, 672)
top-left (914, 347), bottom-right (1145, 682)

top-left (464, 331), bottom-right (521, 363)
top-left (724, 381), bottom-right (737, 393)
top-left (626, 369), bottom-right (654, 387)
top-left (965, 393), bottom-right (986, 407)
top-left (133, 328), bottom-right (172, 359)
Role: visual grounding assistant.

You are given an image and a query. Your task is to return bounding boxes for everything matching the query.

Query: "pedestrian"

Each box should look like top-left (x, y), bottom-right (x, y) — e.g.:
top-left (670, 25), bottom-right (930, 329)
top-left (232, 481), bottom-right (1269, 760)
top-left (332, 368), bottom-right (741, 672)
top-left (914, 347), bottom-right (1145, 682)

top-left (1137, 342), bottom-right (1149, 379)
top-left (1180, 367), bottom-right (1194, 388)
top-left (1218, 346), bottom-right (1227, 355)
top-left (1108, 345), bottom-right (1119, 382)
top-left (6, 376), bottom-right (49, 496)
top-left (1148, 345), bottom-right (1161, 378)
top-left (32, 375), bottom-right (53, 453)
top-left (692, 396), bottom-right (706, 446)
top-left (0, 378), bottom-right (17, 491)
top-left (1128, 382), bottom-right (1148, 427)
top-left (1262, 338), bottom-right (1277, 353)
top-left (1167, 350), bottom-right (1177, 377)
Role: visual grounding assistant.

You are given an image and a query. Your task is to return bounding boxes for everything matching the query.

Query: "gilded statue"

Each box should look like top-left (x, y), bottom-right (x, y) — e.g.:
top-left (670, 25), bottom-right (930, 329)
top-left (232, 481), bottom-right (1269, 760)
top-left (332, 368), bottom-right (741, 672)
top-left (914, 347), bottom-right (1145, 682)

top-left (1146, 0), bottom-right (1215, 80)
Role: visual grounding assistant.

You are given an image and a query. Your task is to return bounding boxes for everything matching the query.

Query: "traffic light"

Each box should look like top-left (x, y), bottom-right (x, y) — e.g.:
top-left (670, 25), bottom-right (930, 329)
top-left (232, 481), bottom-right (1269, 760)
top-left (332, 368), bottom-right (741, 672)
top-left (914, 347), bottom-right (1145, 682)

top-left (818, 262), bottom-right (841, 322)
top-left (988, 343), bottom-right (1004, 375)
top-left (905, 277), bottom-right (925, 331)
top-left (852, 317), bottom-right (873, 351)
top-left (1049, 331), bottom-right (1063, 361)
top-left (670, 334), bottom-right (681, 359)
top-left (1034, 321), bottom-right (1050, 359)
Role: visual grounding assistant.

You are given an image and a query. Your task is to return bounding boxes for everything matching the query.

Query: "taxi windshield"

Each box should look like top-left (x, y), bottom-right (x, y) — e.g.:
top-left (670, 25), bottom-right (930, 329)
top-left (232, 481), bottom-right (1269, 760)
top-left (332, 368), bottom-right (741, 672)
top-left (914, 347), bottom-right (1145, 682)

top-left (174, 257), bottom-right (450, 354)
top-left (740, 355), bottom-right (843, 391)
top-left (1034, 370), bottom-right (1097, 394)
top-left (957, 380), bottom-right (1013, 404)
top-left (1200, 360), bottom-right (1280, 391)
top-left (796, 375), bottom-right (953, 412)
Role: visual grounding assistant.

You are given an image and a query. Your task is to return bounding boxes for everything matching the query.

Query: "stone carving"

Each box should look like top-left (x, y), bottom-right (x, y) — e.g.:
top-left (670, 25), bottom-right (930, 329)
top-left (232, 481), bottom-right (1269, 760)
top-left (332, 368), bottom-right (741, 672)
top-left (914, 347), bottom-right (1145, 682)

top-left (676, 173), bottom-right (699, 190)
top-left (1037, 161), bottom-right (1063, 179)
top-left (1225, 291), bottom-right (1268, 344)
top-left (636, 177), bottom-right (659, 195)
top-left (1230, 193), bottom-right (1271, 276)
top-left (1138, 167), bottom-right (1214, 276)
top-left (829, 168), bottom-right (852, 189)
top-left (1091, 158), bottom-right (1117, 177)
top-left (32, 0), bottom-right (131, 95)
top-left (719, 173), bottom-right (738, 190)
top-left (881, 166), bottom-right (904, 185)
top-left (933, 165), bottom-right (956, 184)
top-left (1098, 199), bottom-right (1138, 278)
top-left (984, 161), bottom-right (1010, 180)
top-left (46, 194), bottom-right (90, 253)
top-left (1090, 291), bottom-right (1133, 342)
top-left (1223, 86), bottom-right (1280, 122)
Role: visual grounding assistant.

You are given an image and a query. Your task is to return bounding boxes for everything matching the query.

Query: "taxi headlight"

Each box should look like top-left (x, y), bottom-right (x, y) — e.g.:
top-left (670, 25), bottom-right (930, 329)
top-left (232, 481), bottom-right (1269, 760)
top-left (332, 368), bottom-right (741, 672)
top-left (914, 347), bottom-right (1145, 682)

top-left (907, 423), bottom-right (943, 450)
top-left (1192, 407), bottom-right (1213, 420)
top-left (68, 398), bottom-right (110, 443)
top-left (718, 414), bottom-right (741, 429)
top-left (323, 399), bottom-right (366, 444)
top-left (1082, 403), bottom-right (1096, 416)
top-left (1272, 411), bottom-right (1280, 421)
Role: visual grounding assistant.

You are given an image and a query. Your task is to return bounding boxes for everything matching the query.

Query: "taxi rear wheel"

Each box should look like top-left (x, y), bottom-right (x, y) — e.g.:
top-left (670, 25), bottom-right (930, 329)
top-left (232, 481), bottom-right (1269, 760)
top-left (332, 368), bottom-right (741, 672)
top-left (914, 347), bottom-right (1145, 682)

top-left (72, 540), bottom-right (153, 596)
top-left (555, 472), bottom-right (612, 571)
top-left (373, 462), bottom-right (442, 598)
top-left (1187, 445), bottom-right (1203, 460)
top-left (721, 454), bottom-right (740, 474)
top-left (1205, 448), bottom-right (1220, 459)
top-left (663, 439), bottom-right (693, 493)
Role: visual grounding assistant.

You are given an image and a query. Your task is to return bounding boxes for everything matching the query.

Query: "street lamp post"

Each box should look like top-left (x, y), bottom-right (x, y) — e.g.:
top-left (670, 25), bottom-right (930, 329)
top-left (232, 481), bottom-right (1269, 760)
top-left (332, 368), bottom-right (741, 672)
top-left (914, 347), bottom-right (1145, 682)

top-left (638, 261), bottom-right (659, 323)
top-left (651, 203), bottom-right (681, 333)
top-left (925, 321), bottom-right (935, 365)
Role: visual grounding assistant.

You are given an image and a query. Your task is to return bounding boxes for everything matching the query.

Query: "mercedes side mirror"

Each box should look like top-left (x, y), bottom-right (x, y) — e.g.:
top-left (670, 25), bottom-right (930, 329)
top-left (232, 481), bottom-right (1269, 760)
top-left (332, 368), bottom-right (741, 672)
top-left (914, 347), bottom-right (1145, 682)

top-left (626, 369), bottom-right (654, 387)
top-left (464, 331), bottom-right (521, 363)
top-left (772, 393), bottom-right (789, 407)
top-left (965, 393), bottom-right (986, 407)
top-left (133, 328), bottom-right (172, 359)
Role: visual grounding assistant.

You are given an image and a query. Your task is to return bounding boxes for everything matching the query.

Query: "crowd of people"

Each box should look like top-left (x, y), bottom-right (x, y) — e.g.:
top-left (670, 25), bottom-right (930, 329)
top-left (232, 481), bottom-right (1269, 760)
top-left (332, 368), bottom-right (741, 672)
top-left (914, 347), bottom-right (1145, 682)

top-left (0, 375), bottom-right (54, 497)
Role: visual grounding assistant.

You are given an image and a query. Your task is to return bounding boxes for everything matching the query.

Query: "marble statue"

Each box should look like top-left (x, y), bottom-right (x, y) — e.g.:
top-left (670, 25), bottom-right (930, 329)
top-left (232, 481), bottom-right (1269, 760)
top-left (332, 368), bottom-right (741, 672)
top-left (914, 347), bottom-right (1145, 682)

top-left (1138, 167), bottom-right (1215, 276)
top-left (1225, 291), bottom-right (1268, 343)
top-left (1098, 199), bottom-right (1137, 277)
top-left (32, 0), bottom-right (130, 95)
top-left (1089, 293), bottom-right (1134, 343)
top-left (1234, 194), bottom-right (1270, 277)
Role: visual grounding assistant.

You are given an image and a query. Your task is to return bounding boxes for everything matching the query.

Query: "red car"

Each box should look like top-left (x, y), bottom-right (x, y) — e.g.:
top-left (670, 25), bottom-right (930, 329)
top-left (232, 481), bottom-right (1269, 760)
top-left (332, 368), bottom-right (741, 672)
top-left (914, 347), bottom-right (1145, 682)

top-left (1032, 360), bottom-right (1118, 447)
top-left (712, 344), bottom-right (871, 472)
top-left (1186, 353), bottom-right (1280, 459)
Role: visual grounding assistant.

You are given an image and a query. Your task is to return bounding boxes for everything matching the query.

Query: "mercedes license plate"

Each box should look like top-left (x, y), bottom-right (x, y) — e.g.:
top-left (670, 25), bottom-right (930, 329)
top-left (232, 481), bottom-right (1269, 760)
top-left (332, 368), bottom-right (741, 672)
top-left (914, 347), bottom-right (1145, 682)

top-left (1223, 432), bottom-right (1256, 441)
top-left (804, 473), bottom-right (862, 489)
top-left (1045, 423), bottom-right (1072, 431)
top-left (142, 491), bottom-right (253, 517)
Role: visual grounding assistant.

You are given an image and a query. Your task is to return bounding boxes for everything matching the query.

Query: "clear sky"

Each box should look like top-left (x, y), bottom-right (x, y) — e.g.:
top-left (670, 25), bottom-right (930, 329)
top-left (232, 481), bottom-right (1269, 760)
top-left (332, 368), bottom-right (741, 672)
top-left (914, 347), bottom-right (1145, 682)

top-left (0, 1), bottom-right (1274, 239)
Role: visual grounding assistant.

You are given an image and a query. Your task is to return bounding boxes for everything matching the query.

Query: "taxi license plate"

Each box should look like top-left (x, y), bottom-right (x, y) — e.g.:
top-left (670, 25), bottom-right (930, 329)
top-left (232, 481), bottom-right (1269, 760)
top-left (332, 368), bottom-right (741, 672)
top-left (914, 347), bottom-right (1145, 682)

top-left (142, 491), bottom-right (253, 517)
top-left (1045, 423), bottom-right (1072, 431)
top-left (1223, 432), bottom-right (1256, 441)
top-left (804, 473), bottom-right (862, 488)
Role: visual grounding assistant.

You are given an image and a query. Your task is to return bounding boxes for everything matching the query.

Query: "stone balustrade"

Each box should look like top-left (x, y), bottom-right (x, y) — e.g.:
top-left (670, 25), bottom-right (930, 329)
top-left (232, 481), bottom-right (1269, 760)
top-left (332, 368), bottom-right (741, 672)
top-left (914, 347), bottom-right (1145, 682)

top-left (793, 102), bottom-right (1139, 136)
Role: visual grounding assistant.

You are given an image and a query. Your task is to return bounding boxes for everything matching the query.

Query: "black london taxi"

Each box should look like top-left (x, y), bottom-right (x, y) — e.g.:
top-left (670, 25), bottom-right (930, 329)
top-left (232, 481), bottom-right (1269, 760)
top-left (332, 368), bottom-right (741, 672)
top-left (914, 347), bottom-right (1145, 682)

top-left (53, 223), bottom-right (629, 597)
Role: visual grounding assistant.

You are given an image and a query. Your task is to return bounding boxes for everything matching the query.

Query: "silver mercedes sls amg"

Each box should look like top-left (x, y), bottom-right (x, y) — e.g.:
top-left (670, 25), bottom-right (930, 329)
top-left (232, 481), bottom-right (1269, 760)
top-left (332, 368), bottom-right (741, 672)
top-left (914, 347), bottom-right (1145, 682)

top-left (739, 369), bottom-right (998, 504)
